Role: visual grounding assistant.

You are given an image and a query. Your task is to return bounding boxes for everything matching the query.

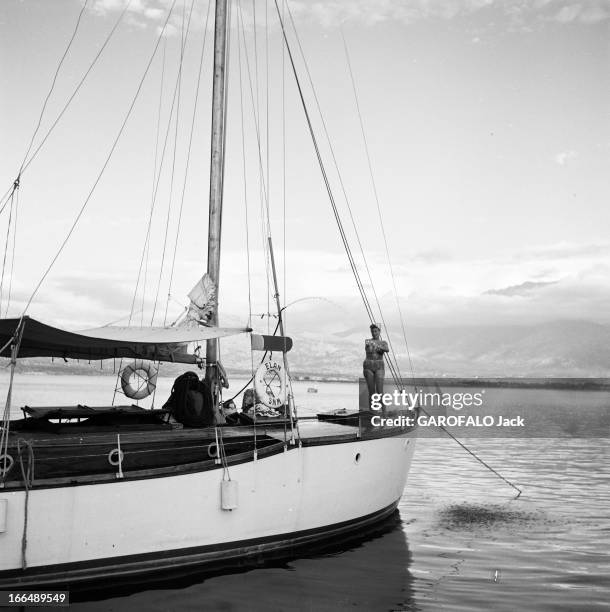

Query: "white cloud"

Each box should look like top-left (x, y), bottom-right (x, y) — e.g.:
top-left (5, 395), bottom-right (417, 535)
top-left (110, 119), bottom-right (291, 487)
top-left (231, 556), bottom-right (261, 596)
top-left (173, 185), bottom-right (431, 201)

top-left (580, 4), bottom-right (610, 23)
top-left (84, 0), bottom-right (610, 30)
top-left (553, 4), bottom-right (582, 23)
top-left (548, 1), bottom-right (610, 24)
top-left (144, 7), bottom-right (166, 20)
top-left (9, 239), bottom-right (610, 332)
top-left (554, 149), bottom-right (578, 165)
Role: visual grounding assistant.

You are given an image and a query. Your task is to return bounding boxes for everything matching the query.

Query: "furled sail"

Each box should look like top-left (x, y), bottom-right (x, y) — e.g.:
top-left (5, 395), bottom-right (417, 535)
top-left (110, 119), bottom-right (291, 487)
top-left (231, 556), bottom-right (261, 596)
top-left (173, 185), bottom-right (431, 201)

top-left (183, 273), bottom-right (217, 327)
top-left (0, 317), bottom-right (250, 363)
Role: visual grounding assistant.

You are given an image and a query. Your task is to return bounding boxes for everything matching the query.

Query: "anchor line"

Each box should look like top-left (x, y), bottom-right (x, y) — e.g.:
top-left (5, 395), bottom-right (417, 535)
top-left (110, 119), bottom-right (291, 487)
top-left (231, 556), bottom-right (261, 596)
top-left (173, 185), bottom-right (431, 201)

top-left (419, 406), bottom-right (522, 498)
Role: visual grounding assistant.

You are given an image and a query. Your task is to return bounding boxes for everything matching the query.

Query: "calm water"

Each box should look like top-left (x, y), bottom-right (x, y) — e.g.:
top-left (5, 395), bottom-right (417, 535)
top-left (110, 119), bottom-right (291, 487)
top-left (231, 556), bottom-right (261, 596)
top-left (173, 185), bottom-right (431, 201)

top-left (2, 374), bottom-right (609, 611)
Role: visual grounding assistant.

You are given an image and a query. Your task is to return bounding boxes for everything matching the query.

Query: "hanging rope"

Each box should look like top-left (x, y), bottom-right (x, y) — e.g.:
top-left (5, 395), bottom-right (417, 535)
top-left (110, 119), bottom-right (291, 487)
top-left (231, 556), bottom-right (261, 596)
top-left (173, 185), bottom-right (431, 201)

top-left (0, 318), bottom-right (25, 486)
top-left (17, 438), bottom-right (35, 569)
top-left (218, 427), bottom-right (231, 480)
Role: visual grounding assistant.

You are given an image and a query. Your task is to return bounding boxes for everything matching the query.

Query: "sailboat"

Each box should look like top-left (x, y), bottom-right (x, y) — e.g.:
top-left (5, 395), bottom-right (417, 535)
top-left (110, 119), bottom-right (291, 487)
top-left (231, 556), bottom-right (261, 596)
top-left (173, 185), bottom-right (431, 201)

top-left (0, 0), bottom-right (416, 588)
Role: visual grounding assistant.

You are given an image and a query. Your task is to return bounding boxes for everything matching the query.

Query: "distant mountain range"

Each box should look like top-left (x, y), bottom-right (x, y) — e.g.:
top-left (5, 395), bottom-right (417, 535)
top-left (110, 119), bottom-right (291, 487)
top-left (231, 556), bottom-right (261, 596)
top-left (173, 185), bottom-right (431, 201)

top-left (272, 320), bottom-right (610, 378)
top-left (5, 320), bottom-right (609, 379)
top-left (200, 319), bottom-right (610, 378)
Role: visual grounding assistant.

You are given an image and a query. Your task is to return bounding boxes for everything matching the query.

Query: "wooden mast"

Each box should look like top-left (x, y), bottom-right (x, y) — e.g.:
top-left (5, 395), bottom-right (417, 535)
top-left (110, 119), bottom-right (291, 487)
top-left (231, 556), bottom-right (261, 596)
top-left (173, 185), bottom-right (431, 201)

top-left (206, 0), bottom-right (230, 390)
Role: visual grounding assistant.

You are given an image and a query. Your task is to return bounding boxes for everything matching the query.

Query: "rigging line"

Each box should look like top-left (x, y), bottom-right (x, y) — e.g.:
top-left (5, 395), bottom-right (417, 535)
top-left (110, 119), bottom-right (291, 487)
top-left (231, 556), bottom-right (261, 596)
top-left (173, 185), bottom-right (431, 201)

top-left (0, 189), bottom-right (16, 313)
top-left (341, 27), bottom-right (413, 380)
top-left (237, 10), bottom-right (254, 328)
top-left (281, 6), bottom-right (377, 321)
top-left (273, 1), bottom-right (376, 326)
top-left (21, 0), bottom-right (179, 317)
top-left (236, 4), bottom-right (272, 238)
top-left (0, 0), bottom-right (133, 215)
top-left (144, 39), bottom-right (168, 327)
top-left (248, 0), bottom-right (263, 215)
top-left (227, 319), bottom-right (281, 403)
top-left (265, 0), bottom-right (271, 336)
top-left (279, 3), bottom-right (404, 390)
top-left (5, 188), bottom-right (19, 318)
top-left (251, 0), bottom-right (261, 164)
top-left (420, 406), bottom-right (522, 498)
top-left (248, 0), bottom-right (271, 331)
top-left (219, 0), bottom-right (233, 262)
top-left (0, 192), bottom-right (12, 219)
top-left (283, 5), bottom-right (403, 380)
top-left (166, 0), bottom-right (214, 325)
top-left (17, 0), bottom-right (90, 177)
top-left (151, 0), bottom-right (190, 325)
top-left (152, 0), bottom-right (196, 326)
top-left (281, 0), bottom-right (287, 331)
top-left (265, 0), bottom-right (270, 225)
top-left (237, 3), bottom-right (276, 339)
top-left (0, 318), bottom-right (25, 483)
top-left (129, 11), bottom-right (191, 326)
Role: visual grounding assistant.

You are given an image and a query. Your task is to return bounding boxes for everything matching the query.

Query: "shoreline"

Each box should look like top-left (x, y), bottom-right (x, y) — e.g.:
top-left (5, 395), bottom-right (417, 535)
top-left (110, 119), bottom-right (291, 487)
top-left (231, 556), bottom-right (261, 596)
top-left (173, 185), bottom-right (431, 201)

top-left (1, 364), bottom-right (609, 390)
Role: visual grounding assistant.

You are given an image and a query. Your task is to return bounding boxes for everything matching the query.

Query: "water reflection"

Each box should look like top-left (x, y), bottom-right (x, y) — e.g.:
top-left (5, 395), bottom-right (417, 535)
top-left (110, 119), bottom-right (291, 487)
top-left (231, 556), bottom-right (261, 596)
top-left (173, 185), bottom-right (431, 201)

top-left (70, 512), bottom-right (415, 611)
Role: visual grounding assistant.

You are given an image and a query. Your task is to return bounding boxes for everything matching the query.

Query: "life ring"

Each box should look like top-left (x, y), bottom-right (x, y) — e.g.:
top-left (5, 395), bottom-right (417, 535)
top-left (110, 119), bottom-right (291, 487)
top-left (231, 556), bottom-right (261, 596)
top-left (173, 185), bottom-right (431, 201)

top-left (254, 360), bottom-right (286, 409)
top-left (207, 443), bottom-right (218, 458)
top-left (120, 360), bottom-right (158, 400)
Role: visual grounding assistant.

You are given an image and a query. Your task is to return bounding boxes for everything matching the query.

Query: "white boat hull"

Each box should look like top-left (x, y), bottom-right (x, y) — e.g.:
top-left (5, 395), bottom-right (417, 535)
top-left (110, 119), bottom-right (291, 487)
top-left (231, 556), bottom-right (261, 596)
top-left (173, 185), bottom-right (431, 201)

top-left (0, 433), bottom-right (416, 587)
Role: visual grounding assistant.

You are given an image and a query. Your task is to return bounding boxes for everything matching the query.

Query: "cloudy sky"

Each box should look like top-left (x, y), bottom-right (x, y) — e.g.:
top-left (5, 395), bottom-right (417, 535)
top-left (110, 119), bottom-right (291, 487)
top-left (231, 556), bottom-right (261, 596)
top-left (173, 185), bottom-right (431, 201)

top-left (0, 0), bottom-right (608, 336)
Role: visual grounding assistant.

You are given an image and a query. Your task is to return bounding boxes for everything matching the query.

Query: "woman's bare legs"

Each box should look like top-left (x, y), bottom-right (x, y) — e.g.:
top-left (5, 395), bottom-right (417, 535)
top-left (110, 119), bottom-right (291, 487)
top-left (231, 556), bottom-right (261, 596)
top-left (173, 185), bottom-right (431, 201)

top-left (364, 368), bottom-right (375, 409)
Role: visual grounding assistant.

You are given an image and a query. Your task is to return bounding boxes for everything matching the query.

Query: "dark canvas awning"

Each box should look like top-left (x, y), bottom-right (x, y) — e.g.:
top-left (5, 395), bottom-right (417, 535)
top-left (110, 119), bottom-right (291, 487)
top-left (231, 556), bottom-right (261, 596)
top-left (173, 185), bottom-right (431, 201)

top-left (0, 317), bottom-right (251, 363)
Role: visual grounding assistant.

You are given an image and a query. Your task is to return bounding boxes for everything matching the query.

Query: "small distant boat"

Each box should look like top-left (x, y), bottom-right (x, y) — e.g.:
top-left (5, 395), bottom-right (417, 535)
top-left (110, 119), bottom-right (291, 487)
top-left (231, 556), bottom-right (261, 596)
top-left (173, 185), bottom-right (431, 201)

top-left (317, 408), bottom-right (360, 426)
top-left (307, 386), bottom-right (319, 393)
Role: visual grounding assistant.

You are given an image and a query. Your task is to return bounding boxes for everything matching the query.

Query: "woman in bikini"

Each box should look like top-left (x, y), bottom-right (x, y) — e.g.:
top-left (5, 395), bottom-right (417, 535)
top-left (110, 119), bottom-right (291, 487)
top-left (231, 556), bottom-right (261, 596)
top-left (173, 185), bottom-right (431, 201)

top-left (363, 323), bottom-right (389, 409)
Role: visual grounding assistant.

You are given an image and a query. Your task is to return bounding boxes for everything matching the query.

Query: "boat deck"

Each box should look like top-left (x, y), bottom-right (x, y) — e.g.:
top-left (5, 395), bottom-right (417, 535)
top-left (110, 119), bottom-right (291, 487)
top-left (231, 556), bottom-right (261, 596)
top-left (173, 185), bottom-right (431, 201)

top-left (1, 406), bottom-right (414, 489)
